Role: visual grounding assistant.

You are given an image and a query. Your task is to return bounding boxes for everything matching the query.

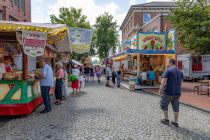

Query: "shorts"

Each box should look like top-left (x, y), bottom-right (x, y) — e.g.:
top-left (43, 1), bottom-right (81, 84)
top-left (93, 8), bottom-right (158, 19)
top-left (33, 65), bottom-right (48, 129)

top-left (160, 94), bottom-right (180, 112)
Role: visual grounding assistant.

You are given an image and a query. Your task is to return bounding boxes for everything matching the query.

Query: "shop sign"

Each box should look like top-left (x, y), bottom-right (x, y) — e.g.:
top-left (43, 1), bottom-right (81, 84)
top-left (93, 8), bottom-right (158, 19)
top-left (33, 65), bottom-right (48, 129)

top-left (130, 35), bottom-right (137, 49)
top-left (138, 32), bottom-right (165, 50)
top-left (17, 31), bottom-right (47, 57)
top-left (68, 28), bottom-right (93, 54)
top-left (122, 40), bottom-right (131, 51)
top-left (167, 29), bottom-right (176, 51)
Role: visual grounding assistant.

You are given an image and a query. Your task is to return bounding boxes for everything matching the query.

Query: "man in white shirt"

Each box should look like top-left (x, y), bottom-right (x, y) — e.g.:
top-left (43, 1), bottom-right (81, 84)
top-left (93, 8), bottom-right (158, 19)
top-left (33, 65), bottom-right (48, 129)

top-left (140, 71), bottom-right (147, 85)
top-left (105, 64), bottom-right (112, 87)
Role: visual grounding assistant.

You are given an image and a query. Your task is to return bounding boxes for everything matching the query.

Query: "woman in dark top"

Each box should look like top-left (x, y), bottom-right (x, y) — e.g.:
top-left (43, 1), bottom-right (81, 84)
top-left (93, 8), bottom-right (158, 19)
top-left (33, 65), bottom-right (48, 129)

top-left (117, 67), bottom-right (122, 87)
top-left (112, 68), bottom-right (117, 84)
top-left (84, 65), bottom-right (90, 83)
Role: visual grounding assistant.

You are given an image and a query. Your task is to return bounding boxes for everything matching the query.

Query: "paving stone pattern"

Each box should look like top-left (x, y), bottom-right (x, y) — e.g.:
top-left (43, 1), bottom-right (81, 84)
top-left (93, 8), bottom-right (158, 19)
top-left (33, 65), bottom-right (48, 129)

top-left (0, 79), bottom-right (210, 140)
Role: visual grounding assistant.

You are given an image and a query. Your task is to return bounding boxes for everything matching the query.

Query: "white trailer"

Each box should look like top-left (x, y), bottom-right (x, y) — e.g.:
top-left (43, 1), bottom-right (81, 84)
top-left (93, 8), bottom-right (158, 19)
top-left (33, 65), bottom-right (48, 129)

top-left (177, 54), bottom-right (210, 80)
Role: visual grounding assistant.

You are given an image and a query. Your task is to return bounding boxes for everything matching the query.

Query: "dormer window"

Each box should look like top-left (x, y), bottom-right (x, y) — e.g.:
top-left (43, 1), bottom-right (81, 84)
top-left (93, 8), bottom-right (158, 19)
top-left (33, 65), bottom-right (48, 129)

top-left (143, 13), bottom-right (151, 24)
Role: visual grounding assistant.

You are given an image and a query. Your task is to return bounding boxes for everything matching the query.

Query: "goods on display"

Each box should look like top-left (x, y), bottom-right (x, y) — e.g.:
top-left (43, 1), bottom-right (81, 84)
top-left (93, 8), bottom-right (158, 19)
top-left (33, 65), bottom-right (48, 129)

top-left (0, 21), bottom-right (70, 116)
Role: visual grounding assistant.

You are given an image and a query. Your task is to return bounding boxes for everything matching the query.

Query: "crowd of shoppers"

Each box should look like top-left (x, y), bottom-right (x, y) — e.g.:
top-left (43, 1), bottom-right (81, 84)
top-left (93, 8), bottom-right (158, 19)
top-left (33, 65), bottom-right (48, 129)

top-left (38, 59), bottom-right (86, 114)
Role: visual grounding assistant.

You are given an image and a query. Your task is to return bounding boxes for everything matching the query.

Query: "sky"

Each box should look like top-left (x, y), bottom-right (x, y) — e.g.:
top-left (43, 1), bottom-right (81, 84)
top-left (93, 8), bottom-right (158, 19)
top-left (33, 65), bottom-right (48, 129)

top-left (31, 0), bottom-right (171, 27)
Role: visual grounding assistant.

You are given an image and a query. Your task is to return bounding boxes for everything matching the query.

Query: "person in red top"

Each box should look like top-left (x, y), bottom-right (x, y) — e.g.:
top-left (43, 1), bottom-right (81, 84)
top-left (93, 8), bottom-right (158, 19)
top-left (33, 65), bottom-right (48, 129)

top-left (4, 56), bottom-right (13, 72)
top-left (54, 62), bottom-right (64, 105)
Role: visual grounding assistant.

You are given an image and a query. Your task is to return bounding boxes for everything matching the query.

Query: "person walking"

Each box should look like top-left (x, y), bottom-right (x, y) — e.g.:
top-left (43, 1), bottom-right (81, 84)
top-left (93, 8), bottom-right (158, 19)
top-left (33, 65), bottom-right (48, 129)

top-left (159, 58), bottom-right (183, 127)
top-left (54, 63), bottom-right (64, 105)
top-left (39, 59), bottom-right (54, 113)
top-left (89, 65), bottom-right (94, 82)
top-left (62, 65), bottom-right (69, 99)
top-left (71, 65), bottom-right (80, 95)
top-left (117, 66), bottom-right (122, 87)
top-left (79, 65), bottom-right (85, 92)
top-left (105, 64), bottom-right (112, 87)
top-left (84, 64), bottom-right (90, 83)
top-left (112, 68), bottom-right (117, 85)
top-left (95, 65), bottom-right (101, 83)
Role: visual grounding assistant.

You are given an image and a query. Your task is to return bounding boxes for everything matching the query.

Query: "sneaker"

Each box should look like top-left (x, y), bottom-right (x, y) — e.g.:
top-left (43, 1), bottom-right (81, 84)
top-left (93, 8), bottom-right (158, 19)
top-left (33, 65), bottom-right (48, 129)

top-left (40, 109), bottom-right (50, 114)
top-left (171, 122), bottom-right (179, 127)
top-left (160, 119), bottom-right (169, 125)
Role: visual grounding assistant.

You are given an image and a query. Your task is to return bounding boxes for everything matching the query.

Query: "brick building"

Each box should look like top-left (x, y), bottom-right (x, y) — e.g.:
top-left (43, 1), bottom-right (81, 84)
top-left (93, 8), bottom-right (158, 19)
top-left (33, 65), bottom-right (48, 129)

top-left (0, 0), bottom-right (31, 22)
top-left (120, 1), bottom-right (176, 41)
top-left (140, 13), bottom-right (186, 54)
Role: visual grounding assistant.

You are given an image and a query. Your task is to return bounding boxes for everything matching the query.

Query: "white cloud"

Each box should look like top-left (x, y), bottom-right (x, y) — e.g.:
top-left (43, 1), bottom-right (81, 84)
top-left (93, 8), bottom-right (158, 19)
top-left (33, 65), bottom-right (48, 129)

top-left (48, 0), bottom-right (126, 26)
top-left (129, 0), bottom-right (173, 6)
top-left (129, 0), bottom-right (137, 5)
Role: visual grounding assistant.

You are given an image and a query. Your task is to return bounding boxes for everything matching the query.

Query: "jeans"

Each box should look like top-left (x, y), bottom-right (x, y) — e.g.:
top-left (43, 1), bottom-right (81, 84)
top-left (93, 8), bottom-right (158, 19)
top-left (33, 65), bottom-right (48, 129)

top-left (117, 75), bottom-right (121, 86)
top-left (41, 86), bottom-right (51, 111)
top-left (55, 79), bottom-right (63, 100)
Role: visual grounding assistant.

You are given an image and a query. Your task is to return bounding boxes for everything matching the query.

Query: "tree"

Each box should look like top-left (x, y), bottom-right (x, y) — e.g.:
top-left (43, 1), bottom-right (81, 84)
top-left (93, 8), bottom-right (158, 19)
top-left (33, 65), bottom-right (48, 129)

top-left (50, 7), bottom-right (90, 28)
top-left (169, 0), bottom-right (210, 54)
top-left (94, 13), bottom-right (118, 60)
top-left (50, 7), bottom-right (95, 61)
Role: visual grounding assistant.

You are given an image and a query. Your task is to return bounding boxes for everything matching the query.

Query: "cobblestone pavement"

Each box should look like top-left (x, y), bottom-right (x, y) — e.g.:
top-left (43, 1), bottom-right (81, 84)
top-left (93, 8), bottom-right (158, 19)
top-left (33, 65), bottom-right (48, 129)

top-left (0, 79), bottom-right (210, 140)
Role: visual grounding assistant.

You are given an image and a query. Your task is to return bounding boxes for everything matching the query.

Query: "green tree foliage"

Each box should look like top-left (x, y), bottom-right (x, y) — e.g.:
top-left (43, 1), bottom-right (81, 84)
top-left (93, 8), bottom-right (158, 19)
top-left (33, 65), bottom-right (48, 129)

top-left (94, 13), bottom-right (118, 59)
top-left (50, 7), bottom-right (90, 28)
top-left (50, 7), bottom-right (95, 60)
top-left (169, 0), bottom-right (210, 54)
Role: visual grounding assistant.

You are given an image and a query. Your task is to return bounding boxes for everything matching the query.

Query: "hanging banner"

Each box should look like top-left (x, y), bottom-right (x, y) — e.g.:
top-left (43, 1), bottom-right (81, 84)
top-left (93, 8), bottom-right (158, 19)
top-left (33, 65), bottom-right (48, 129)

top-left (122, 40), bottom-right (131, 51)
top-left (16, 31), bottom-right (47, 57)
top-left (138, 32), bottom-right (165, 50)
top-left (167, 29), bottom-right (176, 51)
top-left (68, 28), bottom-right (93, 54)
top-left (130, 35), bottom-right (137, 49)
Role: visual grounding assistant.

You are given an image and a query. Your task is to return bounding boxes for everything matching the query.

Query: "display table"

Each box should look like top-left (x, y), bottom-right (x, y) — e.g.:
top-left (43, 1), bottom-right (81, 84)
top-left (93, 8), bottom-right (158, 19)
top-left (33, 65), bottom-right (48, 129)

top-left (124, 71), bottom-right (137, 80)
top-left (0, 79), bottom-right (42, 115)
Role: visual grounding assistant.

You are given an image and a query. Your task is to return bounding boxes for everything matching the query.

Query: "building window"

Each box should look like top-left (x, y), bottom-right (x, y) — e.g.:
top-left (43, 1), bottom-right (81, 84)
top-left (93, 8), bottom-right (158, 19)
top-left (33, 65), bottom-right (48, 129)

top-left (13, 0), bottom-right (20, 9)
top-left (9, 16), bottom-right (18, 21)
top-left (20, 0), bottom-right (25, 13)
top-left (0, 11), bottom-right (2, 20)
top-left (143, 13), bottom-right (151, 24)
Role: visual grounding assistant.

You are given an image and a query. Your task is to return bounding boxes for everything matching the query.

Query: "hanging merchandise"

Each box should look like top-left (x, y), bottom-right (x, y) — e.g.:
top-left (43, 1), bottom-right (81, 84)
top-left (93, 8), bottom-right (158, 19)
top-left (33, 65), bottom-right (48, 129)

top-left (68, 28), bottom-right (93, 54)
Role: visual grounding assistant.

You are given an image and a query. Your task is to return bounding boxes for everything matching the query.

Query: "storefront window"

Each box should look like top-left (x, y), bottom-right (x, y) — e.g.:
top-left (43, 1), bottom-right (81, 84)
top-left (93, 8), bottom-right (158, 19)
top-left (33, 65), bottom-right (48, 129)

top-left (21, 0), bottom-right (25, 13)
top-left (0, 11), bottom-right (2, 20)
top-left (9, 16), bottom-right (18, 21)
top-left (143, 13), bottom-right (151, 24)
top-left (13, 0), bottom-right (20, 9)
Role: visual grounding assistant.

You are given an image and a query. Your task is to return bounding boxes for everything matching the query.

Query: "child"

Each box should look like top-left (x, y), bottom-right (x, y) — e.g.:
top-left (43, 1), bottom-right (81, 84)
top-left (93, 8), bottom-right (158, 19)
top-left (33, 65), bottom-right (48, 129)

top-left (71, 65), bottom-right (80, 95)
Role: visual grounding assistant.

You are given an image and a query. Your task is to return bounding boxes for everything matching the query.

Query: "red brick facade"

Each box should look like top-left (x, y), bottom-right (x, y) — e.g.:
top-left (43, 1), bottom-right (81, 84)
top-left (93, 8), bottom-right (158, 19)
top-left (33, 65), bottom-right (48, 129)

top-left (0, 0), bottom-right (31, 22)
top-left (140, 14), bottom-right (187, 54)
top-left (120, 2), bottom-right (176, 42)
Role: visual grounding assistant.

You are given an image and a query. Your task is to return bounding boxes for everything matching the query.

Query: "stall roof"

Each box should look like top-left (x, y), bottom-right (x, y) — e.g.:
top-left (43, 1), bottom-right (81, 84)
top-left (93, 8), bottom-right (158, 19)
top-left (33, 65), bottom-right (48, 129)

top-left (0, 21), bottom-right (67, 32)
top-left (111, 49), bottom-right (175, 59)
top-left (0, 21), bottom-right (71, 52)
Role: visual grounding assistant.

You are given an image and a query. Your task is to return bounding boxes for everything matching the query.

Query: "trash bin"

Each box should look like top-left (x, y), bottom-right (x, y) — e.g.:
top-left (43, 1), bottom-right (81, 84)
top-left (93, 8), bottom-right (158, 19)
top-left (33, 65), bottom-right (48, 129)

top-left (129, 77), bottom-right (136, 91)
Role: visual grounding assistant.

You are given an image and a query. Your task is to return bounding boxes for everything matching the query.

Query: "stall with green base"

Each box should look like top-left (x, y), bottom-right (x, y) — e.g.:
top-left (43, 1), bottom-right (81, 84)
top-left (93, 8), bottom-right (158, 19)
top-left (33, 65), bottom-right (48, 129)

top-left (0, 21), bottom-right (68, 115)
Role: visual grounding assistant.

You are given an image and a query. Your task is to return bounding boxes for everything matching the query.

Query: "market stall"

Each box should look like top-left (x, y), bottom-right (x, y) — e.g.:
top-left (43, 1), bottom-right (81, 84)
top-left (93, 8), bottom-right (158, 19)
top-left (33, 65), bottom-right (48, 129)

top-left (0, 21), bottom-right (69, 115)
top-left (112, 31), bottom-right (176, 83)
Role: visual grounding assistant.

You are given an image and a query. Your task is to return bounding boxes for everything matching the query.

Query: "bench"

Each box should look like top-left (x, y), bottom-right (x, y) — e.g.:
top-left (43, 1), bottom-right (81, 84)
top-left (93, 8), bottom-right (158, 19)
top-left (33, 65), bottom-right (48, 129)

top-left (142, 80), bottom-right (155, 86)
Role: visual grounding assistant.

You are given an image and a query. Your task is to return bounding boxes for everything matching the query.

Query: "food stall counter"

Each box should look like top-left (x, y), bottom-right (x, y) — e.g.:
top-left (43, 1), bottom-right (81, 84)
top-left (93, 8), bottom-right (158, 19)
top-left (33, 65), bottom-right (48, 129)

top-left (0, 79), bottom-right (42, 115)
